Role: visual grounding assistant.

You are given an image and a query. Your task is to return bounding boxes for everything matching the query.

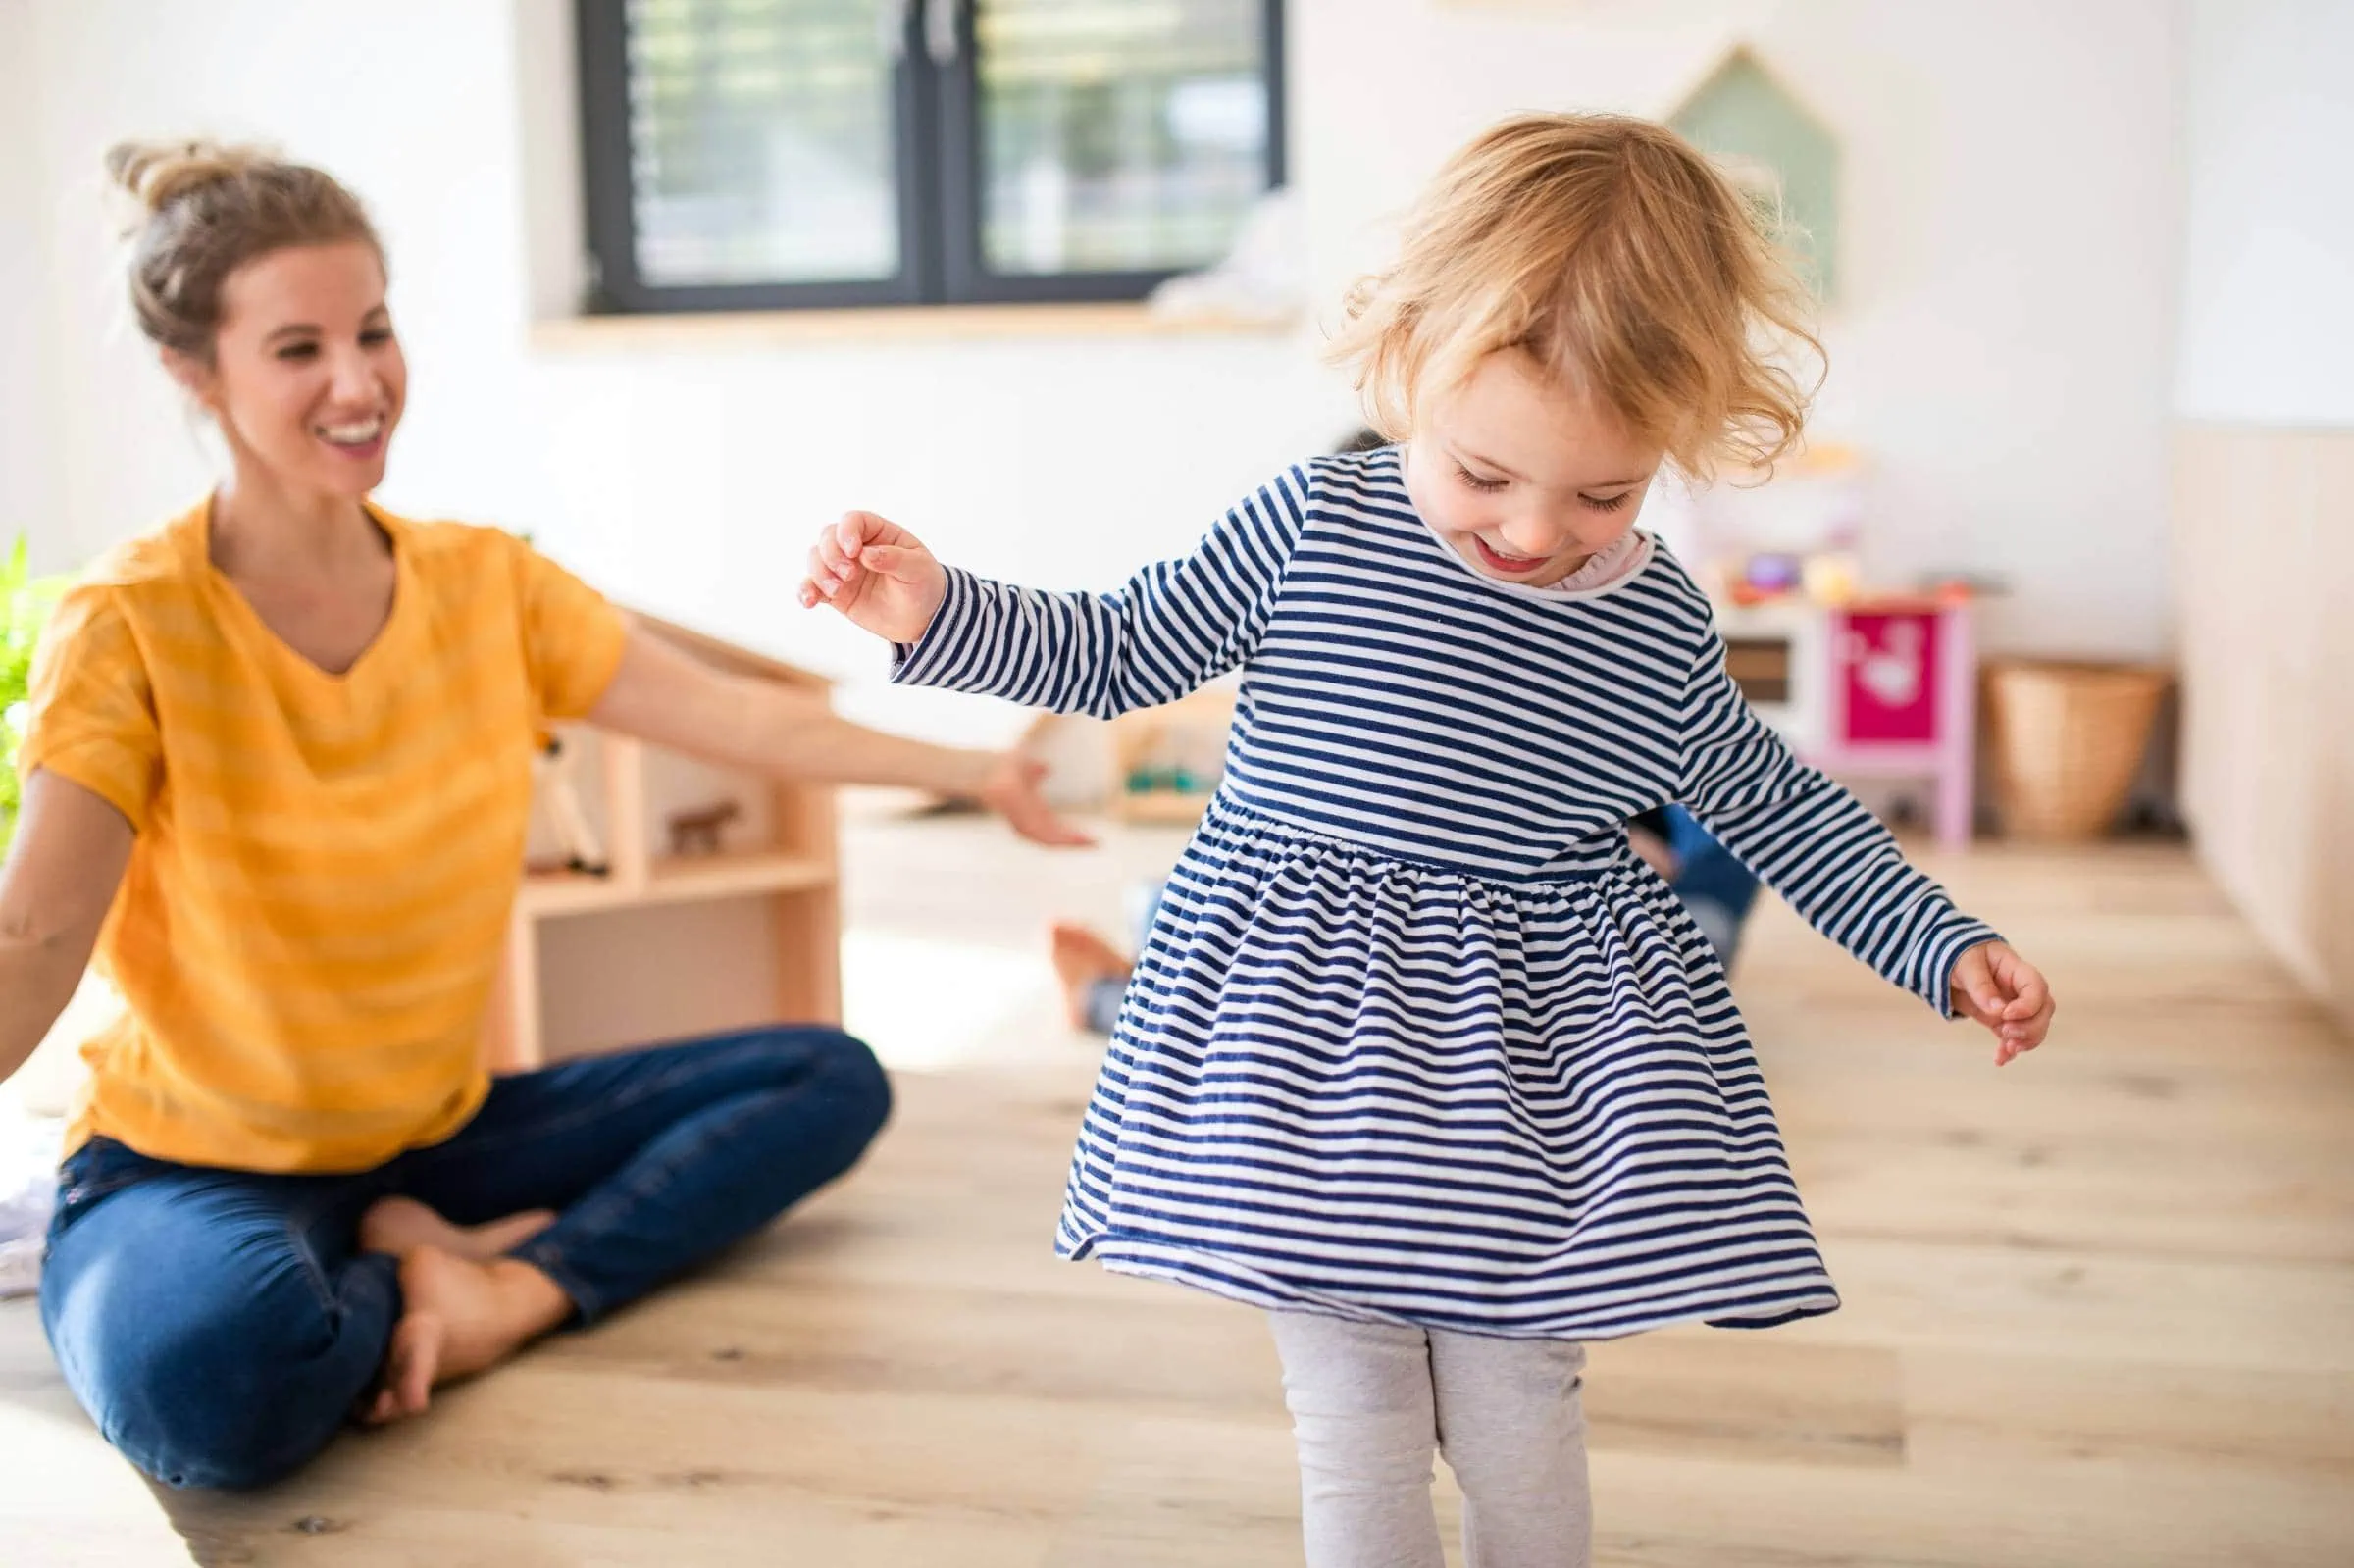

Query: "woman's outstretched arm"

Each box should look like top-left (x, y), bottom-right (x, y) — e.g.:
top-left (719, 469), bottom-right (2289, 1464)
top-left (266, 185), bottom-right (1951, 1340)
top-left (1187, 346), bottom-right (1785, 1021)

top-left (588, 624), bottom-right (1089, 847)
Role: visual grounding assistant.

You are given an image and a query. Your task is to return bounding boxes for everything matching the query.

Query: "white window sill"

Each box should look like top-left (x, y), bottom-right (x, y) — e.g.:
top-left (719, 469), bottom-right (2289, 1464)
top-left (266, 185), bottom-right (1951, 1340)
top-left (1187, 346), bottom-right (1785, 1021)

top-left (530, 301), bottom-right (1300, 352)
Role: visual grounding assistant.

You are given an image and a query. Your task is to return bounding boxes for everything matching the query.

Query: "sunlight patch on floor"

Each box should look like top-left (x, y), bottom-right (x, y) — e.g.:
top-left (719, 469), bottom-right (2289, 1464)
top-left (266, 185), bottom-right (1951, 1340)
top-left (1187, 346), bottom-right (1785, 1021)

top-left (0, 1360), bottom-right (192, 1563)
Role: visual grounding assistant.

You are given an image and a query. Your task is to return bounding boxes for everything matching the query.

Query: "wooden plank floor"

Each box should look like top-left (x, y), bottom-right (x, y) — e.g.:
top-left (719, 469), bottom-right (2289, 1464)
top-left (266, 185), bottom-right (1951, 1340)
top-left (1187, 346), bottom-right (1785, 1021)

top-left (4, 818), bottom-right (2352, 1566)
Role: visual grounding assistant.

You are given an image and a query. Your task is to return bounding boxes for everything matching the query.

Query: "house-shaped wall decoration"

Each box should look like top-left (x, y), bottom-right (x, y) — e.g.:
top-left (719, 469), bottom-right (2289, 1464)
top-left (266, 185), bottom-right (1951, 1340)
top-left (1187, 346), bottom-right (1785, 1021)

top-left (1667, 44), bottom-right (1841, 301)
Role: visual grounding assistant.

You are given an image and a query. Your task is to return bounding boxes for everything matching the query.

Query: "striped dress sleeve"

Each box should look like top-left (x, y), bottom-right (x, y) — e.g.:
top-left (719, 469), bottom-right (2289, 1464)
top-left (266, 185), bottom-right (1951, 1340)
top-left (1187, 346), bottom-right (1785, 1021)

top-left (1676, 619), bottom-right (1999, 1015)
top-left (890, 464), bottom-right (1311, 719)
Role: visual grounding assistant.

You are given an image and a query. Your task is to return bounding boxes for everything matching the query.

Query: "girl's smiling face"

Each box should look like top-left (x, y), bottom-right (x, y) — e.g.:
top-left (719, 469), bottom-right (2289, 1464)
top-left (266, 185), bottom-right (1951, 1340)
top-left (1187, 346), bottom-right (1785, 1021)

top-left (1403, 349), bottom-right (1663, 588)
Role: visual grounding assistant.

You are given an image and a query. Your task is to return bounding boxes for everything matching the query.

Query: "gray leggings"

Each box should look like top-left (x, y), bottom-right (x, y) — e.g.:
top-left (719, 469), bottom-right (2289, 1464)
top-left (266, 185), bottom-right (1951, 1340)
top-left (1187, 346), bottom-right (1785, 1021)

top-left (1270, 1311), bottom-right (1591, 1568)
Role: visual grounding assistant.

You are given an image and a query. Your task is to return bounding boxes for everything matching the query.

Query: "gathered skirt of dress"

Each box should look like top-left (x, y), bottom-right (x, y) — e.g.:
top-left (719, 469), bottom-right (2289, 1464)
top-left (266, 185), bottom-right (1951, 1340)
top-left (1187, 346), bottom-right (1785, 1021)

top-left (1055, 795), bottom-right (1841, 1340)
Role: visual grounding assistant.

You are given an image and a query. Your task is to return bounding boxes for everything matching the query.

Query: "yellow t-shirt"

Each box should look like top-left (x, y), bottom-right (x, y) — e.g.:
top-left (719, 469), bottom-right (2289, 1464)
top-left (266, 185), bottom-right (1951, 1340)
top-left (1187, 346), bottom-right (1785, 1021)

top-left (20, 498), bottom-right (629, 1173)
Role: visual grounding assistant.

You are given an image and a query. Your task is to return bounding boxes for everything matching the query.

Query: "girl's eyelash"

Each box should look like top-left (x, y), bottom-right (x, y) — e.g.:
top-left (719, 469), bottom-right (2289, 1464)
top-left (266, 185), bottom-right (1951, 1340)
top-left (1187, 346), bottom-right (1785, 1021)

top-left (1455, 462), bottom-right (1635, 513)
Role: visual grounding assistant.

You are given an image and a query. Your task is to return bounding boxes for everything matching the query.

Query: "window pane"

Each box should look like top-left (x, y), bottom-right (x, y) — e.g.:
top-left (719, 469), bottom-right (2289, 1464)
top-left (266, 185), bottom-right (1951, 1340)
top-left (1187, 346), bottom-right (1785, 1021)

top-left (624, 0), bottom-right (899, 287)
top-left (976, 1), bottom-right (1271, 277)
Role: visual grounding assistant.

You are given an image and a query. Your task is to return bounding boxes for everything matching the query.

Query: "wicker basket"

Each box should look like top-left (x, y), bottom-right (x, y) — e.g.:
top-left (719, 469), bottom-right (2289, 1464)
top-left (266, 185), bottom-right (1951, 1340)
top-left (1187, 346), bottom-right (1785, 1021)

top-left (1986, 660), bottom-right (2172, 841)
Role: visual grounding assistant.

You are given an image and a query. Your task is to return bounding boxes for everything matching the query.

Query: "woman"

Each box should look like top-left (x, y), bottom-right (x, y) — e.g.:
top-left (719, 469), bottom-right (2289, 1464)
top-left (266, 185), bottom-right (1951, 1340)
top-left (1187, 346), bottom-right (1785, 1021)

top-left (0, 141), bottom-right (1078, 1491)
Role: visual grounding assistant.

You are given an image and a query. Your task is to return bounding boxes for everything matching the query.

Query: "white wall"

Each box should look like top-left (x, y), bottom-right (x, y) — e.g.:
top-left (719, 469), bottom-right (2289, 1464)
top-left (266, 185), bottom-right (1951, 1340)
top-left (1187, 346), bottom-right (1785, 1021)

top-left (2168, 0), bottom-right (2354, 1021)
top-left (1295, 0), bottom-right (2184, 662)
top-left (2, 0), bottom-right (2185, 710)
top-left (2175, 0), bottom-right (2354, 429)
top-left (0, 0), bottom-right (63, 568)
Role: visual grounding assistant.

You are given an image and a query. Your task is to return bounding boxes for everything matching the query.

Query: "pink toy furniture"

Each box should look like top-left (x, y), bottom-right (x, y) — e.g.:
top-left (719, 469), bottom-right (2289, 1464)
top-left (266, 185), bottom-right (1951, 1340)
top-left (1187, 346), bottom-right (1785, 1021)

top-left (1716, 595), bottom-right (1978, 849)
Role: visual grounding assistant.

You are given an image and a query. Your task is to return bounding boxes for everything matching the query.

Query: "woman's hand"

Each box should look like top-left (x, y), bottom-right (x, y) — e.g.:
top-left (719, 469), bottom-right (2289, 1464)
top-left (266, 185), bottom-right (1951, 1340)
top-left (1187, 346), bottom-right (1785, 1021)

top-left (971, 753), bottom-right (1095, 849)
top-left (798, 511), bottom-right (949, 646)
top-left (1949, 940), bottom-right (2055, 1066)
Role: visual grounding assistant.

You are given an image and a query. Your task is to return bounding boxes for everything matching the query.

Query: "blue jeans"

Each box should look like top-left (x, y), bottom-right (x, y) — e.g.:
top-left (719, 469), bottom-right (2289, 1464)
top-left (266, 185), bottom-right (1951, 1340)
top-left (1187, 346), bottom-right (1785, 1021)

top-left (38, 1024), bottom-right (891, 1491)
top-left (1653, 804), bottom-right (1762, 967)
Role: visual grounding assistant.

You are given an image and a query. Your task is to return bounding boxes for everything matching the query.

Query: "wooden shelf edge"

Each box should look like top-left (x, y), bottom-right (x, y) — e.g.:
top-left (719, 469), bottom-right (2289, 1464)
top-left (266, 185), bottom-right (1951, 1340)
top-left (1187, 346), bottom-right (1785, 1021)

top-left (517, 851), bottom-right (836, 918)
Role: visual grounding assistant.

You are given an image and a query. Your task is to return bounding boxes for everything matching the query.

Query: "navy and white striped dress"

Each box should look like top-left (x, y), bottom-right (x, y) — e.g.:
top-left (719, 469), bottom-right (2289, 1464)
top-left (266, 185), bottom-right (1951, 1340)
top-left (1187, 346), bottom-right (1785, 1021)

top-left (895, 447), bottom-right (1996, 1340)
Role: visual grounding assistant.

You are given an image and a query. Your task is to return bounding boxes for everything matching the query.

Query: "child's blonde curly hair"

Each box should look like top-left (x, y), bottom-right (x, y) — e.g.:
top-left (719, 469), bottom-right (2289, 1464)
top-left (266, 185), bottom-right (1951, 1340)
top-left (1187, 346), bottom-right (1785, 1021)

top-left (1329, 112), bottom-right (1822, 481)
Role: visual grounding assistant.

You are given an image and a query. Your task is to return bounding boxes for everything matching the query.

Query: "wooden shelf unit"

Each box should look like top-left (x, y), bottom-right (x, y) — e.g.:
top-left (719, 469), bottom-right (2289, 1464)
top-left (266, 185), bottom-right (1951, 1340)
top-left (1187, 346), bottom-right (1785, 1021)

top-left (483, 615), bottom-right (843, 1073)
top-left (1109, 683), bottom-right (1238, 826)
top-left (516, 846), bottom-right (835, 917)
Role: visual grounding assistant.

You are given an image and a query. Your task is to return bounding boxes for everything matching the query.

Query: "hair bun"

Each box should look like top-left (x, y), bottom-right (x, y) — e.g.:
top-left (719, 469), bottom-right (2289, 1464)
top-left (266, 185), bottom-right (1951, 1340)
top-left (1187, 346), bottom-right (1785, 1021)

top-left (104, 138), bottom-right (271, 217)
top-left (102, 138), bottom-right (380, 358)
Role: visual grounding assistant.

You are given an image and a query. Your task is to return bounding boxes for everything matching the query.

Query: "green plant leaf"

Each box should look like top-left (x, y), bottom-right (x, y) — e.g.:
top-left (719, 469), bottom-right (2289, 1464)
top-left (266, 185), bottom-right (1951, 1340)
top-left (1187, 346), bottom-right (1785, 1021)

top-left (0, 534), bottom-right (72, 858)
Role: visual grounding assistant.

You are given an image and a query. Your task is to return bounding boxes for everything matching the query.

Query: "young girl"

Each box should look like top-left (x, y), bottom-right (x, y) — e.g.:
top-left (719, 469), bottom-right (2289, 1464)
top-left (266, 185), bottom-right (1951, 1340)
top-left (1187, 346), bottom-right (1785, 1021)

top-left (802, 113), bottom-right (2054, 1567)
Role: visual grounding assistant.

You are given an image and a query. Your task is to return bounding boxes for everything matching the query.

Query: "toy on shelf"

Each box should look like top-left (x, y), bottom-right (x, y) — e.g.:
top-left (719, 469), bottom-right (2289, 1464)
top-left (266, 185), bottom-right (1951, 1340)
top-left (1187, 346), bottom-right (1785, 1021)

top-left (526, 733), bottom-right (608, 877)
top-left (665, 799), bottom-right (742, 857)
top-left (1111, 684), bottom-right (1238, 825)
top-left (1673, 446), bottom-right (1981, 848)
top-left (1685, 443), bottom-right (1868, 608)
top-left (489, 613), bottom-right (841, 1073)
top-left (1716, 590), bottom-right (1978, 849)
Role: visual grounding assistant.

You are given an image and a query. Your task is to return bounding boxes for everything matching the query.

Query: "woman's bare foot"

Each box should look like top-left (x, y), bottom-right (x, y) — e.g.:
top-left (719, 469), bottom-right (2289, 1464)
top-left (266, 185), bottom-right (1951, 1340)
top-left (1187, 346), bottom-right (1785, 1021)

top-left (359, 1195), bottom-right (556, 1261)
top-left (1630, 826), bottom-right (1681, 880)
top-left (364, 1246), bottom-right (574, 1426)
top-left (1049, 922), bottom-right (1132, 1028)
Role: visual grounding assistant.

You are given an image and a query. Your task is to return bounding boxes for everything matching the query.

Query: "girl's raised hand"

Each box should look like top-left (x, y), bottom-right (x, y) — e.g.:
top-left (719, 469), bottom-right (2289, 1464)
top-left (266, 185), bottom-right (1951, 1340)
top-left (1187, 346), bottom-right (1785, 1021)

top-left (798, 511), bottom-right (949, 645)
top-left (1949, 941), bottom-right (2055, 1066)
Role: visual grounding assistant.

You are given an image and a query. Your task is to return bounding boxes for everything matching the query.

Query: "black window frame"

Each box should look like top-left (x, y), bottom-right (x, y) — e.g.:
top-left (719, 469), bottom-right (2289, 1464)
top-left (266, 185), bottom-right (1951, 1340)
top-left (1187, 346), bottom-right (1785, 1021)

top-left (576, 0), bottom-right (1289, 316)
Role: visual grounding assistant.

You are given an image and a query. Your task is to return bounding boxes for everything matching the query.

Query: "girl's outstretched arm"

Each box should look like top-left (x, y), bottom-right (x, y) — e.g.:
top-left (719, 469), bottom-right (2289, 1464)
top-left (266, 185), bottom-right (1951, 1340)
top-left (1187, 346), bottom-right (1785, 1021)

top-left (1678, 621), bottom-right (2053, 1061)
top-left (805, 466), bottom-right (1314, 721)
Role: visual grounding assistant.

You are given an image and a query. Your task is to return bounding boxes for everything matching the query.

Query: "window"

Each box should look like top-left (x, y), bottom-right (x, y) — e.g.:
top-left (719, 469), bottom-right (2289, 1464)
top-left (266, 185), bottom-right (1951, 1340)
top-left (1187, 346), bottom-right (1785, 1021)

top-left (576, 0), bottom-right (1287, 313)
